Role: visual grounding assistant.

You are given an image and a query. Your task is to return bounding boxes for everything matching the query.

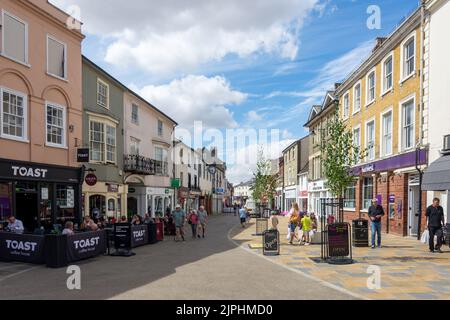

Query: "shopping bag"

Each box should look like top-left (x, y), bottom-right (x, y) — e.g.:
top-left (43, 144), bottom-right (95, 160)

top-left (286, 227), bottom-right (291, 241)
top-left (420, 229), bottom-right (429, 244)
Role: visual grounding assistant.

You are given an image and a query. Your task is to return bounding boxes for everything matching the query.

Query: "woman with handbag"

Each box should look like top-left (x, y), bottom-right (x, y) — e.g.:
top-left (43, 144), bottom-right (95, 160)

top-left (288, 203), bottom-right (300, 245)
top-left (187, 209), bottom-right (199, 239)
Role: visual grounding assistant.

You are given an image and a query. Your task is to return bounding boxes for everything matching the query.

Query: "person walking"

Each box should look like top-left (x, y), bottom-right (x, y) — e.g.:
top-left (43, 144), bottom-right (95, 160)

top-left (426, 198), bottom-right (446, 253)
top-left (197, 206), bottom-right (208, 238)
top-left (288, 203), bottom-right (300, 245)
top-left (172, 205), bottom-right (186, 242)
top-left (187, 209), bottom-right (199, 239)
top-left (239, 207), bottom-right (247, 228)
top-left (368, 198), bottom-right (385, 249)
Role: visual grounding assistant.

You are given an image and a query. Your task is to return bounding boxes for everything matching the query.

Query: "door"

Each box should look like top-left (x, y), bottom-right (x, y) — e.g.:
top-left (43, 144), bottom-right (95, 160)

top-left (16, 192), bottom-right (39, 233)
top-left (127, 197), bottom-right (138, 218)
top-left (408, 186), bottom-right (420, 236)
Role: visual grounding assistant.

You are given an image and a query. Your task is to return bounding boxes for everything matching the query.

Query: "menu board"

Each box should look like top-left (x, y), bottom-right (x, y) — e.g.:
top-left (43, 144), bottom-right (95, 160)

top-left (327, 223), bottom-right (350, 257)
top-left (114, 223), bottom-right (131, 250)
top-left (263, 229), bottom-right (280, 256)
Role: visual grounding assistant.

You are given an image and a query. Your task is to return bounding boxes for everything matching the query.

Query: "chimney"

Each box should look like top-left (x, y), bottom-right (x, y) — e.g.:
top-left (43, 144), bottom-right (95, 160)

top-left (373, 37), bottom-right (387, 52)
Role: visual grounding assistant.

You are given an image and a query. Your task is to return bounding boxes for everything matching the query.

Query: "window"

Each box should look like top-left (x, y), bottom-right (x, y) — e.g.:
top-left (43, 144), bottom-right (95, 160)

top-left (366, 120), bottom-right (375, 161)
top-left (401, 98), bottom-right (415, 150)
top-left (155, 147), bottom-right (168, 175)
top-left (362, 178), bottom-right (374, 210)
top-left (366, 70), bottom-right (376, 104)
top-left (383, 55), bottom-right (393, 93)
top-left (342, 92), bottom-right (350, 119)
top-left (353, 83), bottom-right (361, 113)
top-left (180, 172), bottom-right (184, 187)
top-left (344, 182), bottom-right (356, 209)
top-left (47, 36), bottom-right (66, 79)
top-left (381, 110), bottom-right (392, 156)
top-left (1, 11), bottom-right (28, 64)
top-left (1, 88), bottom-right (27, 140)
top-left (46, 103), bottom-right (66, 147)
top-left (312, 156), bottom-right (321, 180)
top-left (89, 120), bottom-right (117, 164)
top-left (106, 125), bottom-right (116, 163)
top-left (97, 79), bottom-right (109, 109)
top-left (158, 119), bottom-right (163, 137)
top-left (353, 126), bottom-right (361, 163)
top-left (131, 104), bottom-right (139, 124)
top-left (130, 137), bottom-right (140, 155)
top-left (90, 121), bottom-right (104, 162)
top-left (403, 36), bottom-right (415, 80)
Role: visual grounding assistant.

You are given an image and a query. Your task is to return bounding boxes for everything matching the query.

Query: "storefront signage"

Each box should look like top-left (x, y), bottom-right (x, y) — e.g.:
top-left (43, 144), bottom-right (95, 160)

top-left (389, 195), bottom-right (395, 204)
top-left (131, 225), bottom-right (148, 248)
top-left (308, 181), bottom-right (327, 192)
top-left (66, 230), bottom-right (107, 262)
top-left (361, 164), bottom-right (375, 173)
top-left (299, 191), bottom-right (308, 198)
top-left (85, 174), bottom-right (98, 186)
top-left (284, 188), bottom-right (296, 199)
top-left (171, 178), bottom-right (180, 188)
top-left (114, 223), bottom-right (131, 250)
top-left (327, 223), bottom-right (350, 258)
top-left (41, 187), bottom-right (49, 200)
top-left (0, 233), bottom-right (45, 264)
top-left (215, 188), bottom-right (225, 194)
top-left (263, 229), bottom-right (280, 256)
top-left (128, 187), bottom-right (136, 193)
top-left (107, 184), bottom-right (119, 193)
top-left (77, 148), bottom-right (90, 163)
top-left (0, 159), bottom-right (81, 183)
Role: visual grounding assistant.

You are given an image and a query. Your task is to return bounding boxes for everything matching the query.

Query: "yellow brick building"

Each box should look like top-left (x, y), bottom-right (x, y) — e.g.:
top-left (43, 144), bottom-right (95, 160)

top-left (335, 8), bottom-right (428, 237)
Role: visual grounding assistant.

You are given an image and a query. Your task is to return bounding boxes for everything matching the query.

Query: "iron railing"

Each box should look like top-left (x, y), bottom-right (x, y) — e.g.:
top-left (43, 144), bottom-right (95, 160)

top-left (124, 155), bottom-right (155, 175)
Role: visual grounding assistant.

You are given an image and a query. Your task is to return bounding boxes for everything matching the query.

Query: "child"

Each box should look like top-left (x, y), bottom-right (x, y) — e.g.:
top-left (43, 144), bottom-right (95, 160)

top-left (300, 213), bottom-right (312, 245)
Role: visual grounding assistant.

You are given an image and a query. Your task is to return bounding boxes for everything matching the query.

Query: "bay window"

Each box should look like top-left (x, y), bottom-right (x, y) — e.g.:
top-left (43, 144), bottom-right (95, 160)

top-left (90, 119), bottom-right (117, 164)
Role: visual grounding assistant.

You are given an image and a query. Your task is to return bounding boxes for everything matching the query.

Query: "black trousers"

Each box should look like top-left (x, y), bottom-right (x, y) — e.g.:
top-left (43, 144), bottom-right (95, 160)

top-left (429, 226), bottom-right (443, 251)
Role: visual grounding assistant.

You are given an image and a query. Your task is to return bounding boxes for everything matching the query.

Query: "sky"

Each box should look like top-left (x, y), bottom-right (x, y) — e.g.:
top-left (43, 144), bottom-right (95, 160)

top-left (51, 0), bottom-right (420, 184)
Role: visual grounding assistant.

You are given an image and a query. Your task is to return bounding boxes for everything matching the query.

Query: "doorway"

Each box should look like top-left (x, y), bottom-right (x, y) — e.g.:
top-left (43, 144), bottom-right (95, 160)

top-left (408, 185), bottom-right (420, 236)
top-left (16, 192), bottom-right (38, 233)
top-left (127, 197), bottom-right (138, 218)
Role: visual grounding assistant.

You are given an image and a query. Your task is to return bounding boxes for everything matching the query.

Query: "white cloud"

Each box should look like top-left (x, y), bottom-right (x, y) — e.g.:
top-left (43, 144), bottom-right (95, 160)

top-left (247, 111), bottom-right (263, 123)
top-left (133, 75), bottom-right (247, 129)
top-left (51, 0), bottom-right (321, 77)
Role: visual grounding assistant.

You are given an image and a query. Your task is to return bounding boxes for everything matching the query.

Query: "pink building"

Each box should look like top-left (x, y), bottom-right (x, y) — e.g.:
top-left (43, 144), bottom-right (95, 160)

top-left (0, 0), bottom-right (84, 232)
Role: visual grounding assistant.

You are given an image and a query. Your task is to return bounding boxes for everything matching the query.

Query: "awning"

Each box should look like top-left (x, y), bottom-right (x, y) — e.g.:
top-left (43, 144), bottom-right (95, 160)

top-left (422, 155), bottom-right (450, 191)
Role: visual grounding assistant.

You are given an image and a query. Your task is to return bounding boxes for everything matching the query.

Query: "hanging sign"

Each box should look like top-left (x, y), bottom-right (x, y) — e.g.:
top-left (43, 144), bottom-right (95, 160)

top-left (85, 174), bottom-right (98, 186)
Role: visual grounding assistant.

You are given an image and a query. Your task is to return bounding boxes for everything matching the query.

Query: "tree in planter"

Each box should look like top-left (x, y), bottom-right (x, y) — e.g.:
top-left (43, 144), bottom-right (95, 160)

top-left (319, 108), bottom-right (367, 199)
top-left (250, 148), bottom-right (278, 208)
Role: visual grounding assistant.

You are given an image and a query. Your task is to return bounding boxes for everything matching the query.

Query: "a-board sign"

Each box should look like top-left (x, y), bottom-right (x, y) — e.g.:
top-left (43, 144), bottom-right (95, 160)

top-left (114, 223), bottom-right (131, 250)
top-left (263, 229), bottom-right (280, 256)
top-left (327, 223), bottom-right (350, 257)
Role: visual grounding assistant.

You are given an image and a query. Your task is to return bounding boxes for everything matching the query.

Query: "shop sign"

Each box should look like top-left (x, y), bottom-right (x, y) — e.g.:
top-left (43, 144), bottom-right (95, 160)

top-left (107, 184), bottom-right (119, 193)
top-left (299, 191), bottom-right (308, 198)
top-left (215, 188), bottom-right (225, 194)
top-left (85, 174), bottom-right (98, 186)
top-left (171, 178), bottom-right (180, 188)
top-left (389, 195), bottom-right (395, 204)
top-left (67, 230), bottom-right (107, 262)
top-left (77, 148), bottom-right (90, 163)
top-left (284, 189), bottom-right (296, 199)
top-left (114, 223), bottom-right (132, 250)
top-left (128, 187), bottom-right (136, 193)
top-left (165, 189), bottom-right (170, 194)
top-left (361, 164), bottom-right (375, 173)
top-left (327, 223), bottom-right (350, 258)
top-left (0, 233), bottom-right (45, 264)
top-left (0, 159), bottom-right (81, 183)
top-left (308, 181), bottom-right (326, 192)
top-left (263, 229), bottom-right (280, 256)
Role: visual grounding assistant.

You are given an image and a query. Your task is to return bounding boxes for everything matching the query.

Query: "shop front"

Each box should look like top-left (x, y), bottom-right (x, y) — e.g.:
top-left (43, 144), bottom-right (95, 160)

top-left (188, 189), bottom-right (201, 211)
top-left (127, 186), bottom-right (173, 218)
top-left (298, 190), bottom-right (308, 214)
top-left (284, 187), bottom-right (297, 212)
top-left (0, 158), bottom-right (83, 233)
top-left (82, 181), bottom-right (127, 220)
top-left (308, 180), bottom-right (330, 216)
top-left (346, 149), bottom-right (428, 236)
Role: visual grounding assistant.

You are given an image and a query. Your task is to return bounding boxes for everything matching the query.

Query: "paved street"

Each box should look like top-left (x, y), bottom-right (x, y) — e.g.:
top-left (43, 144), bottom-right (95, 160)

top-left (0, 215), bottom-right (356, 300)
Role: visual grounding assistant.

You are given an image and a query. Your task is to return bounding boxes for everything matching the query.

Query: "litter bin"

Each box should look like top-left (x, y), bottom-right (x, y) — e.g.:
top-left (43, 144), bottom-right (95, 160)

top-left (148, 223), bottom-right (158, 244)
top-left (352, 219), bottom-right (369, 247)
top-left (155, 222), bottom-right (164, 241)
top-left (256, 218), bottom-right (269, 236)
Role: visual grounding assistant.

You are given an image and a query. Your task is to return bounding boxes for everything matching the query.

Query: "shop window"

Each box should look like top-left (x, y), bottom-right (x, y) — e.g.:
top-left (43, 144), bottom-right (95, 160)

top-left (0, 183), bottom-right (13, 221)
top-left (344, 182), bottom-right (356, 209)
top-left (155, 196), bottom-right (163, 216)
top-left (362, 177), bottom-right (374, 210)
top-left (39, 184), bottom-right (52, 225)
top-left (89, 195), bottom-right (106, 218)
top-left (56, 185), bottom-right (75, 222)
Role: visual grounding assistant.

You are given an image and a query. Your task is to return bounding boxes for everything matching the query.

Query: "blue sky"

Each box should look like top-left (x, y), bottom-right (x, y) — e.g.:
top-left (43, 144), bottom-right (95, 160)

top-left (52, 0), bottom-right (420, 183)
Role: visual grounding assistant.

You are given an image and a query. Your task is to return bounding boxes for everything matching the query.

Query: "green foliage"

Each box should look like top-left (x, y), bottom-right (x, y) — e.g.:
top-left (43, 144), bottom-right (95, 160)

top-left (251, 149), bottom-right (278, 204)
top-left (319, 108), bottom-right (367, 197)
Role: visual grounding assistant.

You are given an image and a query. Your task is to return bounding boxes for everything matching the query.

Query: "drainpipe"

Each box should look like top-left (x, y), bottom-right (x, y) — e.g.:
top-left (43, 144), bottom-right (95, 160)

top-left (416, 1), bottom-right (426, 240)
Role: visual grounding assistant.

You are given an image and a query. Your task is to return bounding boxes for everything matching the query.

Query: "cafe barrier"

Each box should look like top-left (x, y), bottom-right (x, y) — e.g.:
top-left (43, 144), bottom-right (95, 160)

top-left (131, 225), bottom-right (149, 248)
top-left (0, 232), bottom-right (46, 264)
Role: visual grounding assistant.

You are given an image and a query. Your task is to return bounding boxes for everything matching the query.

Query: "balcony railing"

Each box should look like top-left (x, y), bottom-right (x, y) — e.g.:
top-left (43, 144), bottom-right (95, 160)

top-left (124, 155), bottom-right (155, 175)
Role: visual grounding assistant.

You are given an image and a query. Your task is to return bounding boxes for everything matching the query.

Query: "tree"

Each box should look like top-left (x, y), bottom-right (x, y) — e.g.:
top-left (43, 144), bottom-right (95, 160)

top-left (251, 148), bottom-right (278, 205)
top-left (319, 108), bottom-right (367, 198)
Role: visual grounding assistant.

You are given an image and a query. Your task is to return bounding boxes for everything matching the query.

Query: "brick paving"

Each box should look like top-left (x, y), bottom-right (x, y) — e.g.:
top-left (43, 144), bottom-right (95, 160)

top-left (230, 216), bottom-right (450, 300)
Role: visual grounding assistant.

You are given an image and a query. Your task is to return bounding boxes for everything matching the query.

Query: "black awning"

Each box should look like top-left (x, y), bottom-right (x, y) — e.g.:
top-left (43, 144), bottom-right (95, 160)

top-left (422, 155), bottom-right (450, 191)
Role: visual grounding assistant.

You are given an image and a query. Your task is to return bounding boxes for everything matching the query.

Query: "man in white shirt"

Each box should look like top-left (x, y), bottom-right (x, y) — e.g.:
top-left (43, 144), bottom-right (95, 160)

top-left (7, 216), bottom-right (24, 234)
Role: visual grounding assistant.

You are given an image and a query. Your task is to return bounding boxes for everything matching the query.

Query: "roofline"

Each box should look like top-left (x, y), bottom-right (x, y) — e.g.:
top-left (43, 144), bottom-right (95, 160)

top-left (303, 96), bottom-right (338, 128)
top-left (82, 55), bottom-right (178, 126)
